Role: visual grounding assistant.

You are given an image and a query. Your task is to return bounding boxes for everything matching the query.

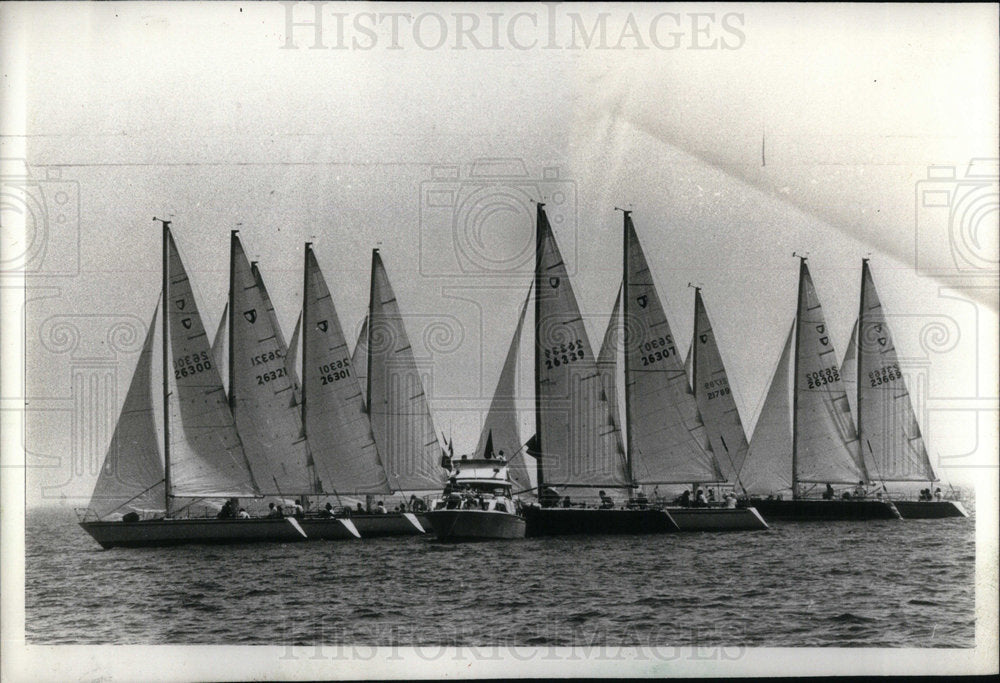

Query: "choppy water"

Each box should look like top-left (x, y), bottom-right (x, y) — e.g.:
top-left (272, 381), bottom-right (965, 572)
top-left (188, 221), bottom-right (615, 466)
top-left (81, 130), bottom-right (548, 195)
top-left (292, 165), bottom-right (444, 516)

top-left (26, 508), bottom-right (974, 647)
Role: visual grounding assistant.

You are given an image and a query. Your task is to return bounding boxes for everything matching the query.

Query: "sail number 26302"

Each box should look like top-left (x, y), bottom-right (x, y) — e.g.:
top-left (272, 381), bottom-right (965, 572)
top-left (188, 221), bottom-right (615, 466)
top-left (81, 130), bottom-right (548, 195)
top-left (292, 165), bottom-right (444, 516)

top-left (805, 366), bottom-right (840, 388)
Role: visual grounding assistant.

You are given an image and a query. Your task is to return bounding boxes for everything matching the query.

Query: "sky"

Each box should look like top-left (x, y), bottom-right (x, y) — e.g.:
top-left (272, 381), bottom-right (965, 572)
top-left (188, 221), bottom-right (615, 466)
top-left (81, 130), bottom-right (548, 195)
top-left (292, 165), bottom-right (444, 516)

top-left (2, 2), bottom-right (997, 507)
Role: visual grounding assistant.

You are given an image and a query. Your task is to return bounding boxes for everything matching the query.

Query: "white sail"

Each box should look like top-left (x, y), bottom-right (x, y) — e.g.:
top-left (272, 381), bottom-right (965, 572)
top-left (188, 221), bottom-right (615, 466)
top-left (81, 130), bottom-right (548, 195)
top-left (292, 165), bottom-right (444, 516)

top-left (367, 252), bottom-right (446, 492)
top-left (303, 247), bottom-right (391, 494)
top-left (211, 303), bottom-right (228, 394)
top-left (739, 322), bottom-right (794, 495)
top-left (88, 303), bottom-right (165, 519)
top-left (535, 208), bottom-right (630, 489)
top-left (508, 447), bottom-right (537, 498)
top-left (284, 309), bottom-right (302, 391)
top-left (596, 284), bottom-right (626, 456)
top-left (793, 260), bottom-right (866, 486)
top-left (841, 318), bottom-right (859, 422)
top-left (856, 260), bottom-right (936, 482)
top-left (352, 315), bottom-right (368, 400)
top-left (166, 231), bottom-right (259, 498)
top-left (230, 238), bottom-right (312, 494)
top-left (474, 285), bottom-right (531, 462)
top-left (623, 217), bottom-right (724, 485)
top-left (692, 289), bottom-right (750, 484)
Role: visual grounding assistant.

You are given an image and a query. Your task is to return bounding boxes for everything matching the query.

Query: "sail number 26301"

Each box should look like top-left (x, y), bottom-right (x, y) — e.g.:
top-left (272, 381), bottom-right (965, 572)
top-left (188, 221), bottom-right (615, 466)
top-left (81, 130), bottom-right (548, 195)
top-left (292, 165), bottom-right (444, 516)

top-left (318, 358), bottom-right (351, 384)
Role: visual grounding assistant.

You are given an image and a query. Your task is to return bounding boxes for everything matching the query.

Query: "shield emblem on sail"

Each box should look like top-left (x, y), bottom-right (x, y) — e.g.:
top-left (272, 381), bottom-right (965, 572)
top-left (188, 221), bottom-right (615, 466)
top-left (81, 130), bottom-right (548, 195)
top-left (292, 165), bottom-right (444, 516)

top-left (878, 337), bottom-right (887, 346)
top-left (181, 318), bottom-right (192, 329)
top-left (549, 277), bottom-right (560, 289)
top-left (175, 299), bottom-right (186, 310)
top-left (317, 320), bottom-right (328, 333)
top-left (243, 309), bottom-right (257, 324)
top-left (637, 295), bottom-right (648, 309)
top-left (819, 336), bottom-right (829, 346)
top-left (815, 324), bottom-right (825, 334)
top-left (699, 334), bottom-right (708, 344)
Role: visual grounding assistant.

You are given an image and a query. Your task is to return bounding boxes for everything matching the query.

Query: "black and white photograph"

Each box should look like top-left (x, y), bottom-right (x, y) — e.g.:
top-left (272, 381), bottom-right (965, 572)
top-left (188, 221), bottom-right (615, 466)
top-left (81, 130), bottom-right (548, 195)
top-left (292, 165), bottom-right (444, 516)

top-left (1, 2), bottom-right (997, 680)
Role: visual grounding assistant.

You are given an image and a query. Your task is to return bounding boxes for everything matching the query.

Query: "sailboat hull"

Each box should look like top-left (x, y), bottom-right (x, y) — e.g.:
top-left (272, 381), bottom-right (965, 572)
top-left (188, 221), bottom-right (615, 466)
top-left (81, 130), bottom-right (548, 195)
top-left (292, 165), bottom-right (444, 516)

top-left (523, 506), bottom-right (679, 536)
top-left (666, 506), bottom-right (769, 531)
top-left (892, 500), bottom-right (968, 519)
top-left (748, 498), bottom-right (901, 521)
top-left (338, 512), bottom-right (428, 537)
top-left (79, 517), bottom-right (358, 549)
top-left (426, 510), bottom-right (526, 540)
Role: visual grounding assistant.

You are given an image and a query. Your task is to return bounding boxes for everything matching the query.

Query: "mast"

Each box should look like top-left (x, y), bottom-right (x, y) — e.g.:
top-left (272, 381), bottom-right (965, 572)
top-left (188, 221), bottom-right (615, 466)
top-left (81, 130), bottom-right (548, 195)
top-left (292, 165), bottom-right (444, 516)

top-left (856, 257), bottom-right (868, 484)
top-left (228, 231), bottom-right (238, 412)
top-left (533, 203), bottom-right (545, 495)
top-left (156, 217), bottom-right (172, 516)
top-left (791, 256), bottom-right (806, 499)
top-left (619, 208), bottom-right (635, 494)
top-left (366, 248), bottom-right (377, 416)
top-left (691, 284), bottom-right (701, 495)
top-left (302, 242), bottom-right (318, 495)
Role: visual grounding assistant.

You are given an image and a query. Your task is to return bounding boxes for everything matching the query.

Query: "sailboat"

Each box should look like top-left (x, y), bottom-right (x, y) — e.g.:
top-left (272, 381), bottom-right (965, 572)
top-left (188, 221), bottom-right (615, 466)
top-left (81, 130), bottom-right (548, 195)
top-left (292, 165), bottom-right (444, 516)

top-left (521, 204), bottom-right (680, 535)
top-left (79, 220), bottom-right (360, 548)
top-left (295, 242), bottom-right (426, 535)
top-left (841, 259), bottom-right (967, 519)
top-left (738, 256), bottom-right (901, 520)
top-left (617, 211), bottom-right (767, 531)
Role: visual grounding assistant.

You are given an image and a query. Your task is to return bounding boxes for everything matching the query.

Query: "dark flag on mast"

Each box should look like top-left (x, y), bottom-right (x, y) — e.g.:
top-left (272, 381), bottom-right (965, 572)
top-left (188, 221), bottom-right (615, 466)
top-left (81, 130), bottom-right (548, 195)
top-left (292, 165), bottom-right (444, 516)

top-left (525, 433), bottom-right (540, 459)
top-left (439, 432), bottom-right (454, 470)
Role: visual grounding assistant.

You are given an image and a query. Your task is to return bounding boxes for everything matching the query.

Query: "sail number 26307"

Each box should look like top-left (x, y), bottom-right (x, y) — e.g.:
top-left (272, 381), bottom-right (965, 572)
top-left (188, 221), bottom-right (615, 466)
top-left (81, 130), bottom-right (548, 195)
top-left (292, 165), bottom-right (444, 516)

top-left (639, 335), bottom-right (676, 366)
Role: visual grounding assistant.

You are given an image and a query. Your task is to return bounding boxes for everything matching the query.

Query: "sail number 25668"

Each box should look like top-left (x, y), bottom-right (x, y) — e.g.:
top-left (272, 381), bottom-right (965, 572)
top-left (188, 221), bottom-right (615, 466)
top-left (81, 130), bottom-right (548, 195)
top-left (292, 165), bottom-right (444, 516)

top-left (318, 358), bottom-right (351, 384)
top-left (544, 339), bottom-right (585, 369)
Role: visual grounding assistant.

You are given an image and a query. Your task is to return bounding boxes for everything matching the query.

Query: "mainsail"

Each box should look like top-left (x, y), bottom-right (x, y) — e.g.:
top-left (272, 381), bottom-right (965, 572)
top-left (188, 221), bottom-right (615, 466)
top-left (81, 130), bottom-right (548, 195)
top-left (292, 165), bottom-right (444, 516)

top-left (622, 214), bottom-right (723, 485)
top-left (792, 259), bottom-right (866, 487)
top-left (692, 288), bottom-right (750, 484)
top-left (855, 260), bottom-right (936, 482)
top-left (534, 205), bottom-right (630, 489)
top-left (165, 230), bottom-right (259, 498)
top-left (88, 303), bottom-right (165, 519)
top-left (366, 250), bottom-right (445, 492)
top-left (739, 321), bottom-right (794, 496)
top-left (229, 235), bottom-right (312, 494)
top-left (302, 245), bottom-right (391, 494)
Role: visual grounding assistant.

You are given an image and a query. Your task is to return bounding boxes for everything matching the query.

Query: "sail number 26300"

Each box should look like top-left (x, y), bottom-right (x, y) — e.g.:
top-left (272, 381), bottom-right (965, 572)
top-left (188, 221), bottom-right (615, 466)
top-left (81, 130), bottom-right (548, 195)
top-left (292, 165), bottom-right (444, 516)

top-left (174, 352), bottom-right (212, 379)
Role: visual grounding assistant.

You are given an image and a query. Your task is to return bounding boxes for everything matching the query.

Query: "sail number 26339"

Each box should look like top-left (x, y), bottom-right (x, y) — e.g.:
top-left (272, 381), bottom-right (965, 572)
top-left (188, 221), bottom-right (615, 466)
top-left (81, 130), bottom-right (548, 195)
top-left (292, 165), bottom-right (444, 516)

top-left (544, 340), bottom-right (585, 369)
